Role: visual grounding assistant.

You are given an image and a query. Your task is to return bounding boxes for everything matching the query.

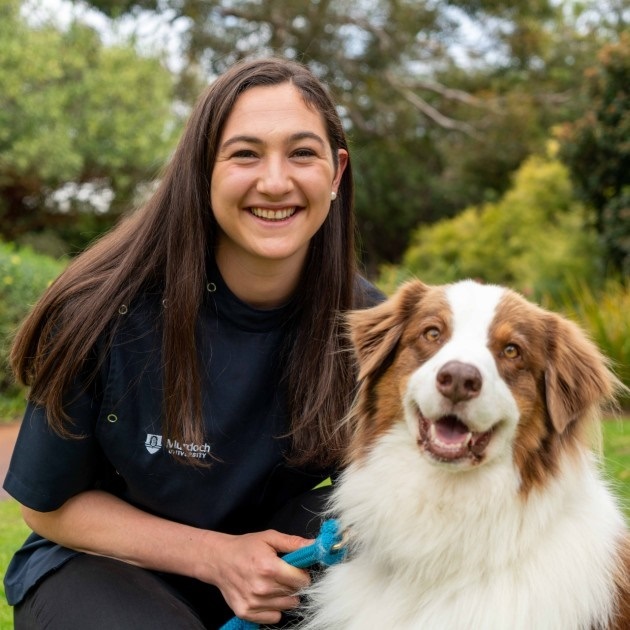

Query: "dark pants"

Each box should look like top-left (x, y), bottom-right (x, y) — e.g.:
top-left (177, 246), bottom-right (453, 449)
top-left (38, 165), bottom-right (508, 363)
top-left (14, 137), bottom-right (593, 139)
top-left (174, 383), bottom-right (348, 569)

top-left (14, 487), bottom-right (331, 630)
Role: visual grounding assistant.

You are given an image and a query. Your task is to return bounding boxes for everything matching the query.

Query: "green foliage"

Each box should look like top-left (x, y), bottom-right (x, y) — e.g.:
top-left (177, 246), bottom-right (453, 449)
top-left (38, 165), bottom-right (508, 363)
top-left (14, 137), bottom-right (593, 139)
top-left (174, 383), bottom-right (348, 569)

top-left (353, 133), bottom-right (447, 268)
top-left (401, 153), bottom-right (603, 301)
top-left (0, 242), bottom-right (67, 404)
top-left (0, 499), bottom-right (30, 626)
top-left (0, 0), bottom-right (178, 252)
top-left (557, 33), bottom-right (630, 275)
top-left (80, 0), bottom-right (621, 269)
top-left (0, 0), bottom-right (624, 269)
top-left (602, 420), bottom-right (630, 505)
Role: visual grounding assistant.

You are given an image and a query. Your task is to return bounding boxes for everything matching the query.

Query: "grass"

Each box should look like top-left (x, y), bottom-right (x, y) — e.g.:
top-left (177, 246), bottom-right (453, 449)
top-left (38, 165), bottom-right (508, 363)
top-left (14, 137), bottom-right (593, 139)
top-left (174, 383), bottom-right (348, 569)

top-left (0, 420), bottom-right (628, 628)
top-left (0, 500), bottom-right (29, 629)
top-left (601, 417), bottom-right (630, 516)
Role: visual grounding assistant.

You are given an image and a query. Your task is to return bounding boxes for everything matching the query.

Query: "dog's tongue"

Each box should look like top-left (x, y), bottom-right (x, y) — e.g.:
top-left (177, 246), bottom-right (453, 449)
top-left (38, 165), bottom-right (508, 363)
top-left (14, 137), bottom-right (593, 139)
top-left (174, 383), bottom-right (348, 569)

top-left (434, 415), bottom-right (470, 445)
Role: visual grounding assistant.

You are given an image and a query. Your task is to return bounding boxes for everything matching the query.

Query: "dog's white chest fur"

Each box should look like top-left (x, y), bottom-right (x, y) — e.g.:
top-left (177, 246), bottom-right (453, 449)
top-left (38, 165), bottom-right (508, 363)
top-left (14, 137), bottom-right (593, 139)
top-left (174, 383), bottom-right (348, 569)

top-left (304, 426), bottom-right (623, 629)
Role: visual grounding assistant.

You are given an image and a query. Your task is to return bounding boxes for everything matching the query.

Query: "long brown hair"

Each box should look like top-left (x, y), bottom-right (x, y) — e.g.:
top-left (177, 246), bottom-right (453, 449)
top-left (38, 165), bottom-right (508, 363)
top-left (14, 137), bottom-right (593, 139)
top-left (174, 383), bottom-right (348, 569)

top-left (11, 57), bottom-right (358, 468)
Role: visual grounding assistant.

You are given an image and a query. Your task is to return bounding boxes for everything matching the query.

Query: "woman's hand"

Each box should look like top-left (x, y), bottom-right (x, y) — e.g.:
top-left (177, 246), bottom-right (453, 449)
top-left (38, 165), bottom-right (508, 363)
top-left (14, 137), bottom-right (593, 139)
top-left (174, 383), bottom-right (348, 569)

top-left (201, 529), bottom-right (312, 625)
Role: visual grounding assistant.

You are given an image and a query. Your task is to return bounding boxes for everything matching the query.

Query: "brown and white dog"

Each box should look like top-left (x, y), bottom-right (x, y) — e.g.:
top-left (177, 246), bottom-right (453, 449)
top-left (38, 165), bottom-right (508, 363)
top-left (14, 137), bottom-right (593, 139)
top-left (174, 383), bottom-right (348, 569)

top-left (303, 279), bottom-right (630, 630)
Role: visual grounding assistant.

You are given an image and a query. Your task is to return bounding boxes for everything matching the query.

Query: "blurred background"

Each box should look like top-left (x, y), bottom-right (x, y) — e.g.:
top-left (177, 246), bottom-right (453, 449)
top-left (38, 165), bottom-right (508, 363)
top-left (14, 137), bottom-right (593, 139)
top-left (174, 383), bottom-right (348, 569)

top-left (0, 0), bottom-right (628, 413)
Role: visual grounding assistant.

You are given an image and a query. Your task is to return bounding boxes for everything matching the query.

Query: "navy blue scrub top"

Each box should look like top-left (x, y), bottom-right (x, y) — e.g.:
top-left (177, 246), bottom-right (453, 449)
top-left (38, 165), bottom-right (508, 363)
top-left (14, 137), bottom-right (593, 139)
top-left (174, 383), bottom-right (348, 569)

top-left (4, 268), bottom-right (383, 606)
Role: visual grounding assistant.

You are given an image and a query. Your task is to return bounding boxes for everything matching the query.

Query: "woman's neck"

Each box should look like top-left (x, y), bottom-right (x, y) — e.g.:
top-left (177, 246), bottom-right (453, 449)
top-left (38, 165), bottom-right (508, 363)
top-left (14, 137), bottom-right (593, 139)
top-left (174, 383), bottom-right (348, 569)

top-left (214, 247), bottom-right (305, 309)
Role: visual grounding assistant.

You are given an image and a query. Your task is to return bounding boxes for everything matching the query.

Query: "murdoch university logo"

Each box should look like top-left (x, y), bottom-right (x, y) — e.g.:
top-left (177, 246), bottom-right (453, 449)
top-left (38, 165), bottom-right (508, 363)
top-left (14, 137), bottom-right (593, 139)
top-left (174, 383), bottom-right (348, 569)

top-left (144, 433), bottom-right (211, 459)
top-left (145, 434), bottom-right (162, 454)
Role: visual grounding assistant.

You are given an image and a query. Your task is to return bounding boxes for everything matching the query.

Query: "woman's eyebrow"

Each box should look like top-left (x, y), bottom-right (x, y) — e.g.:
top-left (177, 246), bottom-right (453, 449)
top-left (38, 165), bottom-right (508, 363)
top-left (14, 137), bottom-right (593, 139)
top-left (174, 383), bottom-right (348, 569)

top-left (219, 135), bottom-right (261, 150)
top-left (289, 131), bottom-right (326, 146)
top-left (220, 131), bottom-right (326, 151)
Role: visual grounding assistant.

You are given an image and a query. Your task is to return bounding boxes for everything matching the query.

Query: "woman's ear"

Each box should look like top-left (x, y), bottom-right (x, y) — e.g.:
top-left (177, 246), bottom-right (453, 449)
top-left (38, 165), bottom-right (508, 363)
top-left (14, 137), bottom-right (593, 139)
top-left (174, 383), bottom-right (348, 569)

top-left (332, 149), bottom-right (349, 191)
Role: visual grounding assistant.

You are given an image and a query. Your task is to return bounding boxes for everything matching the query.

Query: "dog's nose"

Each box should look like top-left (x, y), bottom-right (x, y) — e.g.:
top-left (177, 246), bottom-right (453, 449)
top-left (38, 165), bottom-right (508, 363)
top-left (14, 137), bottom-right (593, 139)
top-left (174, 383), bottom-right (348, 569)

top-left (436, 360), bottom-right (482, 403)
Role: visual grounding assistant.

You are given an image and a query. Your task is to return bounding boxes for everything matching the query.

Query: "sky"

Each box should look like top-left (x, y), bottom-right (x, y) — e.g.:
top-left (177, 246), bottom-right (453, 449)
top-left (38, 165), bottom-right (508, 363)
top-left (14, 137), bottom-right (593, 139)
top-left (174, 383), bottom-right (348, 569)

top-left (22, 0), bottom-right (189, 71)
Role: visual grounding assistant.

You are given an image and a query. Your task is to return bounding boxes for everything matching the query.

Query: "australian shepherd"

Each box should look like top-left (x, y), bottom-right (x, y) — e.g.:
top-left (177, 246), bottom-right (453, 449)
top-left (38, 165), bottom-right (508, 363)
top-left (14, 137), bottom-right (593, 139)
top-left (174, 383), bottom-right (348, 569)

top-left (302, 280), bottom-right (630, 630)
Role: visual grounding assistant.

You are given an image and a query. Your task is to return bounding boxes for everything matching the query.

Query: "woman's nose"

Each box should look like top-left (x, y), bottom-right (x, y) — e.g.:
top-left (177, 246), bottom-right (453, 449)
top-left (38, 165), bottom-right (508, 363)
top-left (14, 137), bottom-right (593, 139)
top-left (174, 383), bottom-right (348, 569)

top-left (256, 156), bottom-right (294, 196)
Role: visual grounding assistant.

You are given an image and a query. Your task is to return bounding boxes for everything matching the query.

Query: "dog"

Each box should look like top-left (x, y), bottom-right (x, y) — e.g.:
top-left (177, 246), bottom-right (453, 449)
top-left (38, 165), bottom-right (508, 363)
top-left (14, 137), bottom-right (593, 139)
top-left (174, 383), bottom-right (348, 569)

top-left (302, 279), bottom-right (630, 630)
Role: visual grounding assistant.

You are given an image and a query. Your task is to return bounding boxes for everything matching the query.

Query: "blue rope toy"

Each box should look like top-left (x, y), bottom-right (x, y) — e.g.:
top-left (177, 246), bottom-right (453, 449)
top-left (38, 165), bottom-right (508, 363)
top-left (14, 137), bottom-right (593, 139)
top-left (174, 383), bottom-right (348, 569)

top-left (219, 519), bottom-right (347, 630)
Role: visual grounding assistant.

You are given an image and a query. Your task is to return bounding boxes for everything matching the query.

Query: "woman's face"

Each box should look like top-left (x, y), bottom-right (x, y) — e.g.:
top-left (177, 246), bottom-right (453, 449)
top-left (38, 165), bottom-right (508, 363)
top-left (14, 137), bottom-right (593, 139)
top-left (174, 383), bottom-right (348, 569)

top-left (211, 82), bottom-right (348, 272)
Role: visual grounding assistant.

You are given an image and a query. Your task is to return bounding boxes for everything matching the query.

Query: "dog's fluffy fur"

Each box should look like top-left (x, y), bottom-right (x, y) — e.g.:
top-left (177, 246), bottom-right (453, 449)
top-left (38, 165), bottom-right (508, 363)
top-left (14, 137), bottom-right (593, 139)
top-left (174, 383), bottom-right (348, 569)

top-left (302, 280), bottom-right (630, 630)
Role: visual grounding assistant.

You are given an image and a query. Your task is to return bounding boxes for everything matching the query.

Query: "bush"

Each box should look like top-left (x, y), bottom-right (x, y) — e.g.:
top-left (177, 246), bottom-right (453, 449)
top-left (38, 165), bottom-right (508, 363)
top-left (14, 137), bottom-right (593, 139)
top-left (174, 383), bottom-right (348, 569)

top-left (400, 154), bottom-right (604, 302)
top-left (0, 242), bottom-right (66, 416)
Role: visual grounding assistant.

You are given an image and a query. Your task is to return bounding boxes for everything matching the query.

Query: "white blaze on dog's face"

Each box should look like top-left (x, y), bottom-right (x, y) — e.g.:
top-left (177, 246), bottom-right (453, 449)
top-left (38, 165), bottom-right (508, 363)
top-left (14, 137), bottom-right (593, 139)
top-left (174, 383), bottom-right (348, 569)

top-left (347, 279), bottom-right (616, 490)
top-left (403, 281), bottom-right (520, 469)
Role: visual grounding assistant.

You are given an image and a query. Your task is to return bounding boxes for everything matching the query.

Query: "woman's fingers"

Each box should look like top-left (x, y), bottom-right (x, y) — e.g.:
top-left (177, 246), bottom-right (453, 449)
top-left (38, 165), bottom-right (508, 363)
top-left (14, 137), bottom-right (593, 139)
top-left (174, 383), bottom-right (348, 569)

top-left (207, 529), bottom-right (313, 621)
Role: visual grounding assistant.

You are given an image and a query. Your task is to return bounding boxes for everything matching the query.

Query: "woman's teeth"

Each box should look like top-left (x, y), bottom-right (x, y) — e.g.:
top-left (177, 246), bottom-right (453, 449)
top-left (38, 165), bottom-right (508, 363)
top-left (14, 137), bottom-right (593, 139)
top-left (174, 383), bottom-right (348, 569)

top-left (250, 207), bottom-right (296, 220)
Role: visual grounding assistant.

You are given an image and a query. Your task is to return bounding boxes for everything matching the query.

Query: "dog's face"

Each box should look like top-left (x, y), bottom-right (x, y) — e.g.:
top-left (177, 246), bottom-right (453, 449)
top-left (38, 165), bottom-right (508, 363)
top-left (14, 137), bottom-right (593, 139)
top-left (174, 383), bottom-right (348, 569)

top-left (347, 280), bottom-right (618, 491)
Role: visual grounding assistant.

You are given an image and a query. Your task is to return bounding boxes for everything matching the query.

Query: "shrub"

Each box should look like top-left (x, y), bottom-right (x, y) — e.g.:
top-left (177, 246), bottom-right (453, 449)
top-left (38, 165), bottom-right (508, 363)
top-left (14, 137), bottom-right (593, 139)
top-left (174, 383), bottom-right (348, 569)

top-left (0, 242), bottom-right (66, 416)
top-left (400, 154), bottom-right (604, 302)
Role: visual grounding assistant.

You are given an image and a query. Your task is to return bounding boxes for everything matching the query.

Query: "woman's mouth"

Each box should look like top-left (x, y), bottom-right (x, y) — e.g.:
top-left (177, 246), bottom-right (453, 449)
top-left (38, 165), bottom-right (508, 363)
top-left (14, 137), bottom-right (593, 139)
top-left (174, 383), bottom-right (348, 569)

top-left (249, 207), bottom-right (297, 221)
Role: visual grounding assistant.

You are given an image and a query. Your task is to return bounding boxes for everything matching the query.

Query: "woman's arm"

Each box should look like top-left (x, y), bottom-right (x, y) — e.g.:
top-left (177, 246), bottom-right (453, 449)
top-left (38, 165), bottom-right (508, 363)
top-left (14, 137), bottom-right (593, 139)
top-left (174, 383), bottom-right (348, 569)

top-left (21, 490), bottom-right (311, 625)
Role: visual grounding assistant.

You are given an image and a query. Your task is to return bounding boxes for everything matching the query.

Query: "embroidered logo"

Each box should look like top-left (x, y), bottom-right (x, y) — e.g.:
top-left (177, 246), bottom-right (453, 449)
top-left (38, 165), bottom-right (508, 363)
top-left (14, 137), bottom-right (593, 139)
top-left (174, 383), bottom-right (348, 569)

top-left (145, 434), bottom-right (162, 454)
top-left (144, 433), bottom-right (211, 459)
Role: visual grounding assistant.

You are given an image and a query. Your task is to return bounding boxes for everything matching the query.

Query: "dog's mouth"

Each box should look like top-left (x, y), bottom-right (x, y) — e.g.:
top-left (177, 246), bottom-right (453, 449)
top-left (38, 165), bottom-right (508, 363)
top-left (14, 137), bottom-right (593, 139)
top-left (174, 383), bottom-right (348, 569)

top-left (417, 410), bottom-right (494, 464)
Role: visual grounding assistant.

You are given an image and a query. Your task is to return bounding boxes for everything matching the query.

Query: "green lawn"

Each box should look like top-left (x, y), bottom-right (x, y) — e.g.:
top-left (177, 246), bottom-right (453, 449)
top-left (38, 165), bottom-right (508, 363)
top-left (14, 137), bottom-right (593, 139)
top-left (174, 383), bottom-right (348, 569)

top-left (0, 420), bottom-right (628, 629)
top-left (0, 500), bottom-right (28, 629)
top-left (601, 418), bottom-right (630, 516)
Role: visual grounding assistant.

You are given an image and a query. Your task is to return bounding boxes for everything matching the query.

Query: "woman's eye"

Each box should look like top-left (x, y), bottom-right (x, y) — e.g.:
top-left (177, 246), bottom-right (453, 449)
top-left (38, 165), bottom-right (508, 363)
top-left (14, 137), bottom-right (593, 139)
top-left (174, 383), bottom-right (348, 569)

top-left (231, 149), bottom-right (258, 159)
top-left (292, 148), bottom-right (316, 159)
top-left (423, 327), bottom-right (441, 342)
top-left (503, 344), bottom-right (521, 359)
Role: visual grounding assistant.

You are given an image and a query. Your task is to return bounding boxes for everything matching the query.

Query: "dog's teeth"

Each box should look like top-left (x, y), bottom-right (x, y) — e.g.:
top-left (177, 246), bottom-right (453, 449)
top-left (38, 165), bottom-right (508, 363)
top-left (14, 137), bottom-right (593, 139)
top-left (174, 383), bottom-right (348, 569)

top-left (465, 432), bottom-right (472, 446)
top-left (429, 423), bottom-right (437, 440)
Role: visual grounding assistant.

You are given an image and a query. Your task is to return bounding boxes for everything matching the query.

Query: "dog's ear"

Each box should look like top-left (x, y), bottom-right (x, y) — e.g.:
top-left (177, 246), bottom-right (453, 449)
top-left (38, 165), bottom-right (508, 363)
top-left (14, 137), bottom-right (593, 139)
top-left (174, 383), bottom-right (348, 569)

top-left (347, 280), bottom-right (429, 381)
top-left (544, 312), bottom-right (621, 433)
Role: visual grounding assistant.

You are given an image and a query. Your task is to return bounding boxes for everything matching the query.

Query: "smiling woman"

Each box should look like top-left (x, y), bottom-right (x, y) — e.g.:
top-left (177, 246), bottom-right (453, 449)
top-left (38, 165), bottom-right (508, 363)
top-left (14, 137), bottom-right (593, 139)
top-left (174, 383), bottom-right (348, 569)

top-left (211, 82), bottom-right (348, 308)
top-left (3, 57), bottom-right (383, 629)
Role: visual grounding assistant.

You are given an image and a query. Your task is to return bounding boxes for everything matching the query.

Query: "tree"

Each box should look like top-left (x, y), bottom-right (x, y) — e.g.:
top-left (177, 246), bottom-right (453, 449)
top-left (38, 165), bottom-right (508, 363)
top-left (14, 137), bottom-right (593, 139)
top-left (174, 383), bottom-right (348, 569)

top-left (557, 33), bottom-right (630, 277)
top-left (7, 0), bottom-right (625, 268)
top-left (83, 0), bottom-right (578, 267)
top-left (0, 0), bottom-right (178, 252)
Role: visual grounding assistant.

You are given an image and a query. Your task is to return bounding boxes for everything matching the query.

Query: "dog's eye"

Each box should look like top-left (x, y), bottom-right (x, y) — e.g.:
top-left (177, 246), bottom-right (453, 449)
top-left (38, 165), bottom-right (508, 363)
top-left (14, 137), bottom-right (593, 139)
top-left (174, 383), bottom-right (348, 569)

top-left (503, 344), bottom-right (520, 359)
top-left (423, 327), bottom-right (441, 342)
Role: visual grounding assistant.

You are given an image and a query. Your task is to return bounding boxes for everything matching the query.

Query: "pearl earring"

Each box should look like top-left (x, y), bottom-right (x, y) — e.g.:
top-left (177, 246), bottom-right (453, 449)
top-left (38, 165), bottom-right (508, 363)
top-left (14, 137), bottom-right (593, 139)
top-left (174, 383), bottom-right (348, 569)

top-left (331, 191), bottom-right (337, 201)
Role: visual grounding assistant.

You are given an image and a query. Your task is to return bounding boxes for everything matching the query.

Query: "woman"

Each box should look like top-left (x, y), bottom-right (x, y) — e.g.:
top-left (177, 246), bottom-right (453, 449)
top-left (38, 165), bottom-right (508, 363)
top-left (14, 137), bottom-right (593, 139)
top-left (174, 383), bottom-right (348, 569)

top-left (3, 57), bottom-right (382, 628)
